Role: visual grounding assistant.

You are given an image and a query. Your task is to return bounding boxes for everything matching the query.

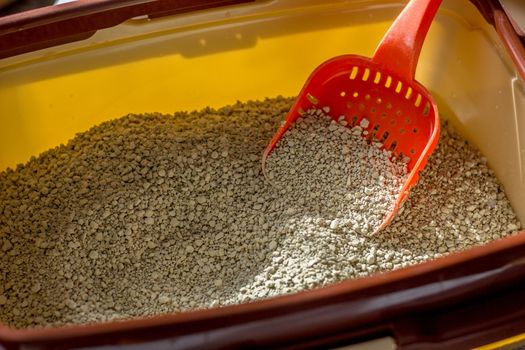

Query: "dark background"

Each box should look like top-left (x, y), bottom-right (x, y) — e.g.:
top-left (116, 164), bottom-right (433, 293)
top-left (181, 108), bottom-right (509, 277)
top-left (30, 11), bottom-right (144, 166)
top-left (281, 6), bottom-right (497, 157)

top-left (0, 0), bottom-right (55, 16)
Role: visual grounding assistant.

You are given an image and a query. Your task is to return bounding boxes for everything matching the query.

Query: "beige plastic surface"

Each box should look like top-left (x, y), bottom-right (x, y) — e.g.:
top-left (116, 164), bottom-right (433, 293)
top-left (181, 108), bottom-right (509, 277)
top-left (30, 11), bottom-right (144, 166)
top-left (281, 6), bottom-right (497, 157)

top-left (0, 0), bottom-right (524, 225)
top-left (500, 0), bottom-right (525, 36)
top-left (333, 337), bottom-right (396, 350)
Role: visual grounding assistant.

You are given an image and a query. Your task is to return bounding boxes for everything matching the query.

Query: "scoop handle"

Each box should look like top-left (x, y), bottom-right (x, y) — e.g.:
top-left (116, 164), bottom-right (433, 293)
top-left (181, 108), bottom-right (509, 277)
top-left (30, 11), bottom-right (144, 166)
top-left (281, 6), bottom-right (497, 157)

top-left (372, 0), bottom-right (442, 81)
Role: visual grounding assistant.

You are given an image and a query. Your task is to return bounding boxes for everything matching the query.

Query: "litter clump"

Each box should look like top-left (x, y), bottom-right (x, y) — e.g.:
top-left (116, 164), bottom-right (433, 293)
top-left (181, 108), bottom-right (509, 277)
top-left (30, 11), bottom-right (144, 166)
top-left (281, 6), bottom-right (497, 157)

top-left (0, 96), bottom-right (521, 328)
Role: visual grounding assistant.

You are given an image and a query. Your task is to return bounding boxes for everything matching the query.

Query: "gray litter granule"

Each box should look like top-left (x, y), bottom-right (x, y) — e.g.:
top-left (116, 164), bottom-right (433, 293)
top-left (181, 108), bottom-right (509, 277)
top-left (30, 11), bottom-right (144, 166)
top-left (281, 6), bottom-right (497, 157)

top-left (0, 96), bottom-right (521, 328)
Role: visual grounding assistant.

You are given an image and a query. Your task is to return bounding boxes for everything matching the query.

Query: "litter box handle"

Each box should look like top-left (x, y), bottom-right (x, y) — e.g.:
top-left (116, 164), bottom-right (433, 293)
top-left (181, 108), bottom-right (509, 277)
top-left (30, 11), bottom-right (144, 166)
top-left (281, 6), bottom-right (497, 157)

top-left (372, 0), bottom-right (443, 81)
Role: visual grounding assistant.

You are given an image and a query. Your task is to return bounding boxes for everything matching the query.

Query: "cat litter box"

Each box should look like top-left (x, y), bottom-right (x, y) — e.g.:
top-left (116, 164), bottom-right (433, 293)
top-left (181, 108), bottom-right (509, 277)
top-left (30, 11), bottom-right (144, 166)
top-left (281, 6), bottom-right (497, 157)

top-left (1, 0), bottom-right (525, 349)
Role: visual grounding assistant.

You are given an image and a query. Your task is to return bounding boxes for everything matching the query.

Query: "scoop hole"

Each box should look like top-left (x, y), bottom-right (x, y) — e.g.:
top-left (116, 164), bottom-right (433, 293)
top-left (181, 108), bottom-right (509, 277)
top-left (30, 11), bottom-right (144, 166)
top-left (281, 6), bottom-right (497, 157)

top-left (396, 110), bottom-right (402, 116)
top-left (386, 103), bottom-right (393, 110)
top-left (346, 101), bottom-right (353, 108)
top-left (307, 93), bottom-right (318, 105)
top-left (399, 128), bottom-right (405, 134)
top-left (405, 87), bottom-right (413, 99)
top-left (412, 128), bottom-right (418, 134)
top-left (358, 103), bottom-right (365, 111)
top-left (374, 72), bottom-right (381, 84)
top-left (395, 81), bottom-right (403, 94)
top-left (351, 115), bottom-right (359, 126)
top-left (380, 131), bottom-right (389, 143)
top-left (390, 119), bottom-right (397, 126)
top-left (380, 112), bottom-right (387, 119)
top-left (389, 140), bottom-right (398, 151)
top-left (369, 124), bottom-right (380, 140)
top-left (362, 68), bottom-right (370, 81)
top-left (365, 94), bottom-right (371, 101)
top-left (423, 102), bottom-right (431, 116)
top-left (370, 107), bottom-right (376, 113)
top-left (410, 148), bottom-right (416, 154)
top-left (350, 66), bottom-right (359, 80)
top-left (385, 76), bottom-right (392, 88)
top-left (405, 117), bottom-right (412, 124)
top-left (340, 91), bottom-right (346, 97)
top-left (415, 94), bottom-right (422, 107)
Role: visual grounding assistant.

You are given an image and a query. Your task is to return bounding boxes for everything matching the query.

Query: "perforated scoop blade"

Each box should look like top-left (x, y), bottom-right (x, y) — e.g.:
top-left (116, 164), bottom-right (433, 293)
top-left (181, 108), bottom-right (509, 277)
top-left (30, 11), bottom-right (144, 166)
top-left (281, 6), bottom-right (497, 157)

top-left (263, 0), bottom-right (442, 233)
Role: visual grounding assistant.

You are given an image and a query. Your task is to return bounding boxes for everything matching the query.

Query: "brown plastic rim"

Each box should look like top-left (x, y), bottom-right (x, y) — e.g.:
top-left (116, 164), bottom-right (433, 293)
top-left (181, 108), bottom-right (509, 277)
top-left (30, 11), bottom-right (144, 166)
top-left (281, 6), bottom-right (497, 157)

top-left (0, 0), bottom-right (255, 59)
top-left (1, 1), bottom-right (525, 349)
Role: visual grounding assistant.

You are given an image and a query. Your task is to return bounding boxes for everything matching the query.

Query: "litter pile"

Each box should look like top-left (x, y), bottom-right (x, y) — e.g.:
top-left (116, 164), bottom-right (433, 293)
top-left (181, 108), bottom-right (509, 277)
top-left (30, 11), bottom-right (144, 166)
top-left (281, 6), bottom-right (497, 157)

top-left (265, 107), bottom-right (408, 236)
top-left (0, 96), bottom-right (520, 328)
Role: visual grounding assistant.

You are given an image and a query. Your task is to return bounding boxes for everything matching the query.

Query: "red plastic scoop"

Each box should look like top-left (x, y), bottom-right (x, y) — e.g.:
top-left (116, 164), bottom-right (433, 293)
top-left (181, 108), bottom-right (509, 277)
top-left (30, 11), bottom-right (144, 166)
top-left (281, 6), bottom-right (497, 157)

top-left (263, 0), bottom-right (442, 233)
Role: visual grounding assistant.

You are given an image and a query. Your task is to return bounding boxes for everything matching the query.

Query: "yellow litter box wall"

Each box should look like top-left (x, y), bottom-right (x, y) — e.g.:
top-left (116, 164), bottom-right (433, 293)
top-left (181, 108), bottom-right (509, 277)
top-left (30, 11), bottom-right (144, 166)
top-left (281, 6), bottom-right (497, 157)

top-left (0, 5), bottom-right (391, 171)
